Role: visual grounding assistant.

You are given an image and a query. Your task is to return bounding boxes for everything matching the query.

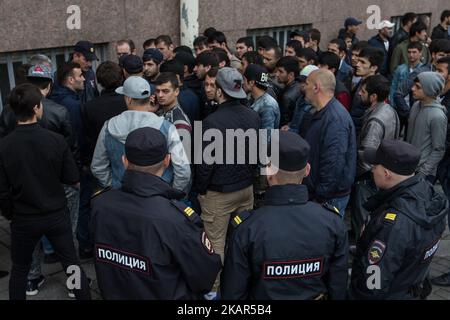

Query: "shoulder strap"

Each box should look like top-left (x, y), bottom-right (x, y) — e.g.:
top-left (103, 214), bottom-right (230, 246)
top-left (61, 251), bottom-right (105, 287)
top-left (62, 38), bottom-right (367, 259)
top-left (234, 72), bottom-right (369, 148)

top-left (322, 203), bottom-right (341, 216)
top-left (230, 211), bottom-right (252, 228)
top-left (170, 200), bottom-right (199, 222)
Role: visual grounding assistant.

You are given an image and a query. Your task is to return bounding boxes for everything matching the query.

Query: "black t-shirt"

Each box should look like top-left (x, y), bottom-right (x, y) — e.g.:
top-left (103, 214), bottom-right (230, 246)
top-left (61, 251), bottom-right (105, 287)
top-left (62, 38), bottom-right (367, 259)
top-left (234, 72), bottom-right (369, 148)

top-left (0, 123), bottom-right (79, 216)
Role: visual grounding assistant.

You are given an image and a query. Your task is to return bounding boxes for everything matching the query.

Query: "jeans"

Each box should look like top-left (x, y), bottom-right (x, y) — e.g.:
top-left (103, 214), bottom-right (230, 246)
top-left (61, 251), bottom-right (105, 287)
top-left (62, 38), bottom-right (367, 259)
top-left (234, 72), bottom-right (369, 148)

top-left (9, 210), bottom-right (91, 300)
top-left (27, 185), bottom-right (80, 281)
top-left (78, 170), bottom-right (95, 252)
top-left (327, 195), bottom-right (350, 219)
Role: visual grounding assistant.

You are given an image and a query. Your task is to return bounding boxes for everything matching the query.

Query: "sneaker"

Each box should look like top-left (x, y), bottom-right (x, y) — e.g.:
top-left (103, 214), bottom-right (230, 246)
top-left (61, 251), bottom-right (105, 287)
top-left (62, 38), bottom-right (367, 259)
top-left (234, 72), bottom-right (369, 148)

top-left (44, 252), bottom-right (59, 264)
top-left (79, 248), bottom-right (94, 260)
top-left (26, 275), bottom-right (45, 296)
top-left (68, 277), bottom-right (92, 299)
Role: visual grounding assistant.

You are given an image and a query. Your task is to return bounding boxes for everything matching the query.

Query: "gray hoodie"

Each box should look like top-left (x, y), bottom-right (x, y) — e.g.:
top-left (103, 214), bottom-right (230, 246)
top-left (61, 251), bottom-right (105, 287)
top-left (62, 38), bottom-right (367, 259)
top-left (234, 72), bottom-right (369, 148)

top-left (91, 110), bottom-right (191, 193)
top-left (407, 100), bottom-right (447, 176)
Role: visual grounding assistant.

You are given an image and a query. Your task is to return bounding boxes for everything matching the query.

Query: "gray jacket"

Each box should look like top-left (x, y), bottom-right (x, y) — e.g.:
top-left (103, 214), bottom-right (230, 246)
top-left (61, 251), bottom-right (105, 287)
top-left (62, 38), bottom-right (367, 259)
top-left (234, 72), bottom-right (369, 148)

top-left (407, 100), bottom-right (447, 177)
top-left (91, 110), bottom-right (191, 193)
top-left (357, 102), bottom-right (400, 176)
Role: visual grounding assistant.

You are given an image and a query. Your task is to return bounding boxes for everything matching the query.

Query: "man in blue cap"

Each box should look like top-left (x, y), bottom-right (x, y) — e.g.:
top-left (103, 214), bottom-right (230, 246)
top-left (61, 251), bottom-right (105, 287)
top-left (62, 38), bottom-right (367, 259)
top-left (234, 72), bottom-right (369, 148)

top-left (92, 127), bottom-right (221, 299)
top-left (339, 17), bottom-right (363, 47)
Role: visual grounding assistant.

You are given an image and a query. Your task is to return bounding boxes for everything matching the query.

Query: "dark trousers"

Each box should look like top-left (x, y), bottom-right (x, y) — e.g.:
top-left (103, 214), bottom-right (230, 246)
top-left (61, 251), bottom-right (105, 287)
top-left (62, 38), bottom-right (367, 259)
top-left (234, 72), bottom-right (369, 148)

top-left (9, 210), bottom-right (91, 300)
top-left (78, 169), bottom-right (95, 251)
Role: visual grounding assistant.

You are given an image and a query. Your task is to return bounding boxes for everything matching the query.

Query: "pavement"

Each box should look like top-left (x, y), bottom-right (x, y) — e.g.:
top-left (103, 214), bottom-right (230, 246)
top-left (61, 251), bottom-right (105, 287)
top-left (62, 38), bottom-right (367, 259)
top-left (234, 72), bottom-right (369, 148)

top-left (0, 214), bottom-right (449, 300)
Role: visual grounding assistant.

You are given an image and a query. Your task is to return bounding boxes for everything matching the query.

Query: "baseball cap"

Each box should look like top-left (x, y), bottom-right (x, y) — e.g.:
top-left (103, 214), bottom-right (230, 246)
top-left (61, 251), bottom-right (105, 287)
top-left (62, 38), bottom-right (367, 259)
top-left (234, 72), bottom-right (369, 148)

top-left (74, 41), bottom-right (98, 61)
top-left (377, 20), bottom-right (396, 30)
top-left (244, 64), bottom-right (270, 88)
top-left (345, 17), bottom-right (363, 27)
top-left (299, 65), bottom-right (319, 82)
top-left (27, 64), bottom-right (53, 81)
top-left (216, 67), bottom-right (247, 99)
top-left (120, 55), bottom-right (144, 74)
top-left (364, 139), bottom-right (421, 176)
top-left (116, 76), bottom-right (151, 99)
top-left (143, 48), bottom-right (164, 65)
top-left (125, 127), bottom-right (168, 166)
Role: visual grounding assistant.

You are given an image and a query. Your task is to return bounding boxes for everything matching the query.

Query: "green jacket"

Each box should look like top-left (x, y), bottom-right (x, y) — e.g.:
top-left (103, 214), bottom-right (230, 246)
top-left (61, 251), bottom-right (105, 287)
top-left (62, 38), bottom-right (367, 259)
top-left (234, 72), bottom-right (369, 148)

top-left (390, 39), bottom-right (431, 74)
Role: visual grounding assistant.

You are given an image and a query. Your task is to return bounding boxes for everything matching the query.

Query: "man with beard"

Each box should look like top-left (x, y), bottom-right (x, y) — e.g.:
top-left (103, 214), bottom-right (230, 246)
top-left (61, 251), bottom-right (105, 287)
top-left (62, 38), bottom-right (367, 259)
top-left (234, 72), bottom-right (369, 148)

top-left (142, 49), bottom-right (164, 85)
top-left (431, 10), bottom-right (450, 41)
top-left (368, 20), bottom-right (396, 77)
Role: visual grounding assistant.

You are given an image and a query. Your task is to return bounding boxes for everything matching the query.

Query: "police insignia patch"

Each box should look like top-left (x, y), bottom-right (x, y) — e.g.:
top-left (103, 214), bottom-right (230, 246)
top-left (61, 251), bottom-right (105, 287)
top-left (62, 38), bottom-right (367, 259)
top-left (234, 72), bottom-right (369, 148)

top-left (368, 240), bottom-right (386, 265)
top-left (201, 232), bottom-right (214, 255)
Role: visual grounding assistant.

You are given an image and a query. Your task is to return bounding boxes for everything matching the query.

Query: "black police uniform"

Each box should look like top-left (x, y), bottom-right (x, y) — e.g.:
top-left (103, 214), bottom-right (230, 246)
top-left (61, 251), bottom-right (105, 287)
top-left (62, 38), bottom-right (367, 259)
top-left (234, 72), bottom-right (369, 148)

top-left (91, 170), bottom-right (222, 299)
top-left (221, 184), bottom-right (349, 300)
top-left (350, 175), bottom-right (448, 299)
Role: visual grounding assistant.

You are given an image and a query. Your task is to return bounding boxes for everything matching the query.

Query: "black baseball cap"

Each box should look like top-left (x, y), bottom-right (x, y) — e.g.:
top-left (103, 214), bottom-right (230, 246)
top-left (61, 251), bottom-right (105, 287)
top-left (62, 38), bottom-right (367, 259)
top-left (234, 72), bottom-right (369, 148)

top-left (120, 54), bottom-right (144, 74)
top-left (244, 64), bottom-right (270, 88)
top-left (345, 17), bottom-right (363, 27)
top-left (277, 131), bottom-right (310, 171)
top-left (143, 49), bottom-right (163, 64)
top-left (74, 41), bottom-right (98, 61)
top-left (364, 139), bottom-right (421, 176)
top-left (125, 127), bottom-right (168, 166)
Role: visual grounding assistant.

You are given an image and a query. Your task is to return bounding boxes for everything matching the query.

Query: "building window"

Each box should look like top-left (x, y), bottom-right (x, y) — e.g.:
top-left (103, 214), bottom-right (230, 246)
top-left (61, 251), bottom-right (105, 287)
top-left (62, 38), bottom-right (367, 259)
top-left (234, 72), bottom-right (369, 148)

top-left (391, 13), bottom-right (432, 32)
top-left (0, 44), bottom-right (108, 112)
top-left (247, 24), bottom-right (313, 50)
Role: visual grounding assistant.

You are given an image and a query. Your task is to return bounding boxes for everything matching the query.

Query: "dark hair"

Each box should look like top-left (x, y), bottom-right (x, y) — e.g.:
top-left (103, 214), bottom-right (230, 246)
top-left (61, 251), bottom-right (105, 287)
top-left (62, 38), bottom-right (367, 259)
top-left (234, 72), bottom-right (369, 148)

top-left (195, 51), bottom-right (219, 68)
top-left (212, 48), bottom-right (230, 67)
top-left (160, 60), bottom-right (185, 81)
top-left (242, 51), bottom-right (264, 66)
top-left (174, 46), bottom-right (192, 55)
top-left (203, 27), bottom-right (217, 38)
top-left (409, 21), bottom-right (427, 38)
top-left (402, 12), bottom-right (418, 26)
top-left (57, 62), bottom-right (81, 84)
top-left (15, 63), bottom-right (32, 86)
top-left (441, 10), bottom-right (450, 22)
top-left (206, 67), bottom-right (219, 78)
top-left (330, 39), bottom-right (347, 53)
top-left (117, 39), bottom-right (136, 52)
top-left (286, 40), bottom-right (303, 56)
top-left (430, 39), bottom-right (450, 54)
top-left (310, 28), bottom-right (321, 44)
top-left (276, 56), bottom-right (300, 77)
top-left (143, 38), bottom-right (156, 49)
top-left (28, 77), bottom-right (52, 91)
top-left (437, 56), bottom-right (450, 73)
top-left (96, 61), bottom-right (123, 90)
top-left (358, 47), bottom-right (385, 72)
top-left (8, 83), bottom-right (43, 121)
top-left (193, 36), bottom-right (208, 48)
top-left (155, 35), bottom-right (173, 46)
top-left (256, 36), bottom-right (278, 50)
top-left (351, 40), bottom-right (369, 52)
top-left (297, 48), bottom-right (318, 65)
top-left (207, 31), bottom-right (227, 45)
top-left (154, 72), bottom-right (179, 90)
top-left (361, 75), bottom-right (390, 102)
top-left (318, 52), bottom-right (340, 74)
top-left (407, 41), bottom-right (423, 52)
top-left (174, 51), bottom-right (196, 73)
top-left (237, 37), bottom-right (254, 49)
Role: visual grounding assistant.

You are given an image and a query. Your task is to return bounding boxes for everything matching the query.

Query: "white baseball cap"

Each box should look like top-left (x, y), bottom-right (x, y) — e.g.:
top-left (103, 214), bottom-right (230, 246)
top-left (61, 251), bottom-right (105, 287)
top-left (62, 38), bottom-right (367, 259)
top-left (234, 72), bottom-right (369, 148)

top-left (377, 20), bottom-right (395, 30)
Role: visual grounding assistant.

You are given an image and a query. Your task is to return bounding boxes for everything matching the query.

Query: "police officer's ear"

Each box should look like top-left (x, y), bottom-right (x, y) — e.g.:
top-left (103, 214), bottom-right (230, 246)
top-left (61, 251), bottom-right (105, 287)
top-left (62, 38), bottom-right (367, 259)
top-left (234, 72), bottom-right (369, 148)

top-left (162, 154), bottom-right (171, 170)
top-left (122, 155), bottom-right (129, 169)
top-left (303, 163), bottom-right (311, 179)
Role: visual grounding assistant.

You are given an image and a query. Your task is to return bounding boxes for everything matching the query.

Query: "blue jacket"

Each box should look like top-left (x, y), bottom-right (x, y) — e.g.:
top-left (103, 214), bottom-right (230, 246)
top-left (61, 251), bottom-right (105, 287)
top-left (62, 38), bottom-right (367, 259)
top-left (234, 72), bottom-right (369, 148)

top-left (305, 98), bottom-right (357, 201)
top-left (368, 34), bottom-right (390, 77)
top-left (179, 86), bottom-right (200, 124)
top-left (337, 60), bottom-right (353, 91)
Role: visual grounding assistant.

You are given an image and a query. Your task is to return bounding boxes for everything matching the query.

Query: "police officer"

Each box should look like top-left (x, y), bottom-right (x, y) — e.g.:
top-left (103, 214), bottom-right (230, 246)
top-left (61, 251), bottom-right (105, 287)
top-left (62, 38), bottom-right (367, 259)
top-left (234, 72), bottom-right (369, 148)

top-left (91, 127), bottom-right (222, 299)
top-left (221, 131), bottom-right (349, 300)
top-left (350, 139), bottom-right (448, 299)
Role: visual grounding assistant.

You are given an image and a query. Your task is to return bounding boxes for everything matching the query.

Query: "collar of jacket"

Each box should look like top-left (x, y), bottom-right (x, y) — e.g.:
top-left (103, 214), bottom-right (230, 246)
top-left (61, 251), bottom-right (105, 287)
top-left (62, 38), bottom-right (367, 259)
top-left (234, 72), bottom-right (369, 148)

top-left (364, 175), bottom-right (420, 212)
top-left (15, 123), bottom-right (41, 131)
top-left (61, 85), bottom-right (80, 99)
top-left (121, 170), bottom-right (185, 200)
top-left (100, 88), bottom-right (119, 96)
top-left (311, 97), bottom-right (337, 120)
top-left (263, 184), bottom-right (309, 206)
top-left (217, 99), bottom-right (241, 110)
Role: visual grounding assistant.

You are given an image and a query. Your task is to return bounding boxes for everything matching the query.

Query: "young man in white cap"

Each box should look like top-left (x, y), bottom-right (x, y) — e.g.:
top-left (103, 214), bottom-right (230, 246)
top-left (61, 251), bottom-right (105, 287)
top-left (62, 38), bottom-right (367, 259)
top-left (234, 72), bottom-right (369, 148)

top-left (368, 20), bottom-right (396, 77)
top-left (91, 76), bottom-right (191, 193)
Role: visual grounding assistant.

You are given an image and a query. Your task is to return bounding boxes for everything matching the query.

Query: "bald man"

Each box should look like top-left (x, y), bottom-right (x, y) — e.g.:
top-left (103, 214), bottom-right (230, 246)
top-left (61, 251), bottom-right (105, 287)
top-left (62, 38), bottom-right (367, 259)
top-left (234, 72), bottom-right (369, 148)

top-left (303, 70), bottom-right (357, 216)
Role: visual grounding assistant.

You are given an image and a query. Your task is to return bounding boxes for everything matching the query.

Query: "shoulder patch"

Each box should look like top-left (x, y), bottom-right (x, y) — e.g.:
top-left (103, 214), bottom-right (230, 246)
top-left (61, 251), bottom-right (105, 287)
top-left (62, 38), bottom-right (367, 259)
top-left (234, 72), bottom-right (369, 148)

top-left (231, 211), bottom-right (252, 228)
top-left (383, 211), bottom-right (398, 225)
top-left (170, 200), bottom-right (198, 222)
top-left (384, 213), bottom-right (397, 222)
top-left (322, 203), bottom-right (340, 216)
top-left (368, 239), bottom-right (386, 265)
top-left (90, 187), bottom-right (111, 200)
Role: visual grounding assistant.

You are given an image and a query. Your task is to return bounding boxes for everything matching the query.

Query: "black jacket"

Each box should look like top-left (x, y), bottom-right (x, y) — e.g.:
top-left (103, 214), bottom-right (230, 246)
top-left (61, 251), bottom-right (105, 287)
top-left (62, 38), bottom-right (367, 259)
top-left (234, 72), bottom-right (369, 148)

top-left (368, 34), bottom-right (390, 77)
top-left (279, 79), bottom-right (301, 126)
top-left (91, 170), bottom-right (222, 300)
top-left (82, 89), bottom-right (127, 162)
top-left (431, 24), bottom-right (450, 41)
top-left (390, 27), bottom-right (409, 55)
top-left (350, 175), bottom-right (448, 299)
top-left (221, 184), bottom-right (349, 300)
top-left (0, 98), bottom-right (80, 166)
top-left (195, 100), bottom-right (260, 195)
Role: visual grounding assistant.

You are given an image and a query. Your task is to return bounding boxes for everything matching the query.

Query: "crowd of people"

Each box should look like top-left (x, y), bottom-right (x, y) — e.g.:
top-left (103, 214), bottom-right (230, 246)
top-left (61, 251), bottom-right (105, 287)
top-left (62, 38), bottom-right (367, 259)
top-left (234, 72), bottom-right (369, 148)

top-left (1, 10), bottom-right (450, 300)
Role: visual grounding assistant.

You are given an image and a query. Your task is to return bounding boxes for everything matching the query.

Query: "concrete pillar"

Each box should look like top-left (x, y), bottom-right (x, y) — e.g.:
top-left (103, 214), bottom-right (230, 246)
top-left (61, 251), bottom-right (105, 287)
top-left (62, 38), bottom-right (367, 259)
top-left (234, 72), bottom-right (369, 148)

top-left (180, 0), bottom-right (199, 48)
